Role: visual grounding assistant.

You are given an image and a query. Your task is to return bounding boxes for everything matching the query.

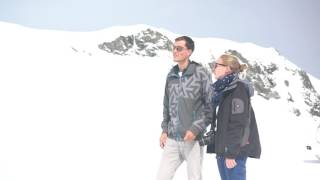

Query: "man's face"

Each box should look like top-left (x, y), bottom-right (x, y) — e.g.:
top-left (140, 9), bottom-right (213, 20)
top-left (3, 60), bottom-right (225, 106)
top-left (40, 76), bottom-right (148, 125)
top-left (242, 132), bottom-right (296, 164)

top-left (172, 40), bottom-right (192, 63)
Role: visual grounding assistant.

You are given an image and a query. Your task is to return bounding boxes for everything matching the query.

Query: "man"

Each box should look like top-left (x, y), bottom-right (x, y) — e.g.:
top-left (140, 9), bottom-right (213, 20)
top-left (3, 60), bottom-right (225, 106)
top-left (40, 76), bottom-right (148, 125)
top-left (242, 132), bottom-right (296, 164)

top-left (157, 36), bottom-right (213, 180)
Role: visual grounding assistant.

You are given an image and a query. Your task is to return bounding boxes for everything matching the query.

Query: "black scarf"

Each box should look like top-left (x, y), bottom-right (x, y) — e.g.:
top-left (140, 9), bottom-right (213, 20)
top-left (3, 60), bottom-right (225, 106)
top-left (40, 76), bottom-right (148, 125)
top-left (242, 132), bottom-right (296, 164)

top-left (211, 73), bottom-right (236, 107)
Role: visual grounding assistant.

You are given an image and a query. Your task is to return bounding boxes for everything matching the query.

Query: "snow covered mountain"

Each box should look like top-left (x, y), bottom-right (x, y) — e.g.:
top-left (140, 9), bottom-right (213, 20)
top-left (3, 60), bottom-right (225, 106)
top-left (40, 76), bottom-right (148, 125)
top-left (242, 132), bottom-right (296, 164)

top-left (0, 22), bottom-right (319, 180)
top-left (98, 28), bottom-right (173, 57)
top-left (94, 24), bottom-right (320, 121)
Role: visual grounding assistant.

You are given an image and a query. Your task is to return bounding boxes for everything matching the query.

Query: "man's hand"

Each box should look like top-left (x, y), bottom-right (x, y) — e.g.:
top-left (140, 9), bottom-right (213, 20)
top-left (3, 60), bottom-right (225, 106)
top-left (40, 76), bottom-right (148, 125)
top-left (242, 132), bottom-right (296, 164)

top-left (160, 133), bottom-right (168, 149)
top-left (184, 130), bottom-right (196, 141)
top-left (225, 158), bottom-right (237, 169)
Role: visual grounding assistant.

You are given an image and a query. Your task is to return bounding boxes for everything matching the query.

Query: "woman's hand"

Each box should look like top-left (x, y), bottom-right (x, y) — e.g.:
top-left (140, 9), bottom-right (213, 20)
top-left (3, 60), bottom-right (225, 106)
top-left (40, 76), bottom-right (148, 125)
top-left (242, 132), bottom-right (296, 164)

top-left (225, 158), bottom-right (237, 169)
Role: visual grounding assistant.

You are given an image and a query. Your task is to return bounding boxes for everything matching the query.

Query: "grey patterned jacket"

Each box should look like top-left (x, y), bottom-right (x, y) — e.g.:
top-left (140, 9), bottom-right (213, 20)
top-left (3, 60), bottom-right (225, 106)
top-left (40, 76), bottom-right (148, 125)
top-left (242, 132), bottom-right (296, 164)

top-left (161, 61), bottom-right (214, 140)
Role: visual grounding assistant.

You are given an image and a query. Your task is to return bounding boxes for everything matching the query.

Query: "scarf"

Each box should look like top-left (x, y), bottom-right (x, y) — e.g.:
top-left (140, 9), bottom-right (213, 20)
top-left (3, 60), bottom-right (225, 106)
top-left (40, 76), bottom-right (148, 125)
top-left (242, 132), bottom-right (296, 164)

top-left (211, 73), bottom-right (236, 107)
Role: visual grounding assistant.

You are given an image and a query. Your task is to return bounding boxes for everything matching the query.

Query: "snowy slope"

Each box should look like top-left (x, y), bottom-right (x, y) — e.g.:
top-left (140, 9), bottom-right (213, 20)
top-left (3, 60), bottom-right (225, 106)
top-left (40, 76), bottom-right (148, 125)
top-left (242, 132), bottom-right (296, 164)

top-left (0, 22), bottom-right (319, 180)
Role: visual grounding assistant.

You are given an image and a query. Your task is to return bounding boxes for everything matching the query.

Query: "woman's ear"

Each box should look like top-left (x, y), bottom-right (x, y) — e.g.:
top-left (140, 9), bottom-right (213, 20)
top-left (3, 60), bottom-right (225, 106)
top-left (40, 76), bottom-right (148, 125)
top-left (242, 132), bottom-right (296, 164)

top-left (226, 66), bottom-right (232, 73)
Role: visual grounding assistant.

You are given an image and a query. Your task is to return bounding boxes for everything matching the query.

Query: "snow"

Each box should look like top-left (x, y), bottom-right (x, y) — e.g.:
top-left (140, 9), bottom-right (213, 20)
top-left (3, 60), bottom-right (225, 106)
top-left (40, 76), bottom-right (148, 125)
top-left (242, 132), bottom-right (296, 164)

top-left (0, 22), bottom-right (319, 180)
top-left (309, 73), bottom-right (320, 93)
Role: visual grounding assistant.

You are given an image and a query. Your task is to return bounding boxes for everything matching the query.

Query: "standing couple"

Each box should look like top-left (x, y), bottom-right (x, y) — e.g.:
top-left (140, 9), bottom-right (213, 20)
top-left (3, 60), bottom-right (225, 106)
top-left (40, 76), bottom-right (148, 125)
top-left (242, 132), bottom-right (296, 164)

top-left (157, 36), bottom-right (261, 180)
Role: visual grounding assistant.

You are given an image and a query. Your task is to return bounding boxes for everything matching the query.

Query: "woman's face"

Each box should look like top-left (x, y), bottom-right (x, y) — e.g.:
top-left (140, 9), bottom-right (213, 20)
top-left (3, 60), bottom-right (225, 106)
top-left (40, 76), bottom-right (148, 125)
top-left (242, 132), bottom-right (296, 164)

top-left (212, 58), bottom-right (231, 79)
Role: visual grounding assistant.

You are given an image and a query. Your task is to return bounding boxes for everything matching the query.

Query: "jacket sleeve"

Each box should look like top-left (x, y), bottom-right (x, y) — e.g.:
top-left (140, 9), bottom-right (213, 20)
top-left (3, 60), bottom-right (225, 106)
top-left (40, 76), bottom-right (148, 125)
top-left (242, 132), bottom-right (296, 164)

top-left (224, 82), bottom-right (250, 158)
top-left (161, 79), bottom-right (170, 134)
top-left (189, 68), bottom-right (215, 136)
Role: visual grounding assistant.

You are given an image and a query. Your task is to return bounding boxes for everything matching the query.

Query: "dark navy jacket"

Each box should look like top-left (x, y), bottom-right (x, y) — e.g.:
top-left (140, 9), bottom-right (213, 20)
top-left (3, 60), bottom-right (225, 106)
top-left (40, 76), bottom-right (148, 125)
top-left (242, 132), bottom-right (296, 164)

top-left (213, 80), bottom-right (261, 158)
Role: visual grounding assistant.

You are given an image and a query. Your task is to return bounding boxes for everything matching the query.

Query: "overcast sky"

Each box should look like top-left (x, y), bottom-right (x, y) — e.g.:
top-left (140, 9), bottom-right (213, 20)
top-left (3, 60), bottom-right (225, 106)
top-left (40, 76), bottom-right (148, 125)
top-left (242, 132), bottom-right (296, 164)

top-left (1, 0), bottom-right (319, 78)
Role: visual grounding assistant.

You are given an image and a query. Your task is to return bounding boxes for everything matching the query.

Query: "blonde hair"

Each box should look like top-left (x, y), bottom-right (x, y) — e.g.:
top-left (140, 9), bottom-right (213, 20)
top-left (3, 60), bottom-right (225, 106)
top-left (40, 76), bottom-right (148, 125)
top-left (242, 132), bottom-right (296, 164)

top-left (219, 54), bottom-right (248, 73)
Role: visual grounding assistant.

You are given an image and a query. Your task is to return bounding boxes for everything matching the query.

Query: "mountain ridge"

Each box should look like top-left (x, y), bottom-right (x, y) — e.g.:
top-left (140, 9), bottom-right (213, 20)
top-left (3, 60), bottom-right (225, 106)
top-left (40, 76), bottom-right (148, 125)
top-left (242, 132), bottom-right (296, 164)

top-left (1, 21), bottom-right (318, 121)
top-left (92, 26), bottom-right (320, 121)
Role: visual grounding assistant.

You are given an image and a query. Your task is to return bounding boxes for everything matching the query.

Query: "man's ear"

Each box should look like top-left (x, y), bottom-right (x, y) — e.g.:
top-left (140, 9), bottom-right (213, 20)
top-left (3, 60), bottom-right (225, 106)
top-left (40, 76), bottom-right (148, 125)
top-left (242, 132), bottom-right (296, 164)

top-left (187, 49), bottom-right (193, 56)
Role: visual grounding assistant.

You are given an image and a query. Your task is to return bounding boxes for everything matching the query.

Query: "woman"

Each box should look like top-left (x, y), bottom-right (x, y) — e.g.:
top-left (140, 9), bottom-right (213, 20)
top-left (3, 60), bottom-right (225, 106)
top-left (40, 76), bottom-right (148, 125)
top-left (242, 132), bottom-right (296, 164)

top-left (210, 54), bottom-right (261, 180)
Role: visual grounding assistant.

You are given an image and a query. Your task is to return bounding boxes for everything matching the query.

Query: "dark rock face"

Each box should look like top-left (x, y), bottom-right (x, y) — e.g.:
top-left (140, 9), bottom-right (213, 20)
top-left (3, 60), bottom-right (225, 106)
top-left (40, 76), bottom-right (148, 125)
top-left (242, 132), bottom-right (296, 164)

top-left (299, 70), bottom-right (320, 117)
top-left (98, 29), bottom-right (173, 57)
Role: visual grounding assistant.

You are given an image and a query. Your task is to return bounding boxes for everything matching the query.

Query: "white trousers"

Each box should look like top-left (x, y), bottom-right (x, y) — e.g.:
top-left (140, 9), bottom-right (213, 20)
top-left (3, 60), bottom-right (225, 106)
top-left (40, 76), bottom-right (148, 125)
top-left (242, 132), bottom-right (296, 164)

top-left (156, 138), bottom-right (203, 180)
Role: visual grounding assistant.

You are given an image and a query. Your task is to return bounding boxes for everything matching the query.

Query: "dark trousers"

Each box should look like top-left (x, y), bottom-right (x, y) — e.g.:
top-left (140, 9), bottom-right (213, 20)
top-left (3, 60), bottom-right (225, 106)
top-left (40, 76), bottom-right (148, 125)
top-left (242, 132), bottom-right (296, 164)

top-left (216, 155), bottom-right (247, 180)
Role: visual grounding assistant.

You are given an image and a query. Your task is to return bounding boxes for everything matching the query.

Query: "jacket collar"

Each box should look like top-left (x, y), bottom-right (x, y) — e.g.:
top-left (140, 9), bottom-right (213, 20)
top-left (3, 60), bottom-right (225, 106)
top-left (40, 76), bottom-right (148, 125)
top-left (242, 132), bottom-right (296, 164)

top-left (168, 60), bottom-right (196, 78)
top-left (222, 76), bottom-right (254, 97)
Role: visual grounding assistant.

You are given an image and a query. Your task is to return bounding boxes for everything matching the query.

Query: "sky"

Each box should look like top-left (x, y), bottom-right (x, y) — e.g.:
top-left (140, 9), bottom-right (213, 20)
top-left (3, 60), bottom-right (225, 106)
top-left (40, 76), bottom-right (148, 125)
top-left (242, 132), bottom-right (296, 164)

top-left (1, 0), bottom-right (320, 78)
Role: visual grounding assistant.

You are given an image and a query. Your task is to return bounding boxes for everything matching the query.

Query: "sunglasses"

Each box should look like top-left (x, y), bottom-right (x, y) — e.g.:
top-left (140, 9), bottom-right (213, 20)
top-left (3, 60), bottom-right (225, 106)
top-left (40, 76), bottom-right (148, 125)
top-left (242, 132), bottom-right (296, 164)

top-left (209, 62), bottom-right (227, 69)
top-left (173, 46), bottom-right (187, 52)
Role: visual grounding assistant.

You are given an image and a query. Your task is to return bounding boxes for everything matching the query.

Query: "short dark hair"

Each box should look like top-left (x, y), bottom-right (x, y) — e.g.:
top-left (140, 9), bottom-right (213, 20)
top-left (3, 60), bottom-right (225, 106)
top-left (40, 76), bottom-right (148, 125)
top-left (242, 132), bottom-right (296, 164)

top-left (175, 36), bottom-right (194, 52)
